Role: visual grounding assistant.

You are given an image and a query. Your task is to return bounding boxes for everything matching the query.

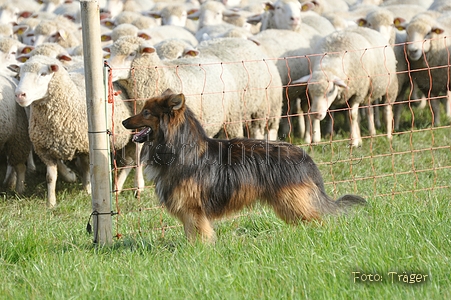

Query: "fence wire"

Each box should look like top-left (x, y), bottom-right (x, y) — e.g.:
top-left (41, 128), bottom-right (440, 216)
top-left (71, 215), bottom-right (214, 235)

top-left (107, 39), bottom-right (451, 239)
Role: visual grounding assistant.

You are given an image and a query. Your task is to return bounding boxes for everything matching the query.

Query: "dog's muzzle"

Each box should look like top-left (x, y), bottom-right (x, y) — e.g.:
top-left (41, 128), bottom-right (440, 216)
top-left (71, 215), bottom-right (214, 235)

top-left (132, 127), bottom-right (152, 143)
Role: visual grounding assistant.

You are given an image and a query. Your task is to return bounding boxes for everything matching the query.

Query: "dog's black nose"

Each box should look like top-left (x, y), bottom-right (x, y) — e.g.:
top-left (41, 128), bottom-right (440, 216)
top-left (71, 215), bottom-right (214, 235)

top-left (122, 118), bottom-right (129, 128)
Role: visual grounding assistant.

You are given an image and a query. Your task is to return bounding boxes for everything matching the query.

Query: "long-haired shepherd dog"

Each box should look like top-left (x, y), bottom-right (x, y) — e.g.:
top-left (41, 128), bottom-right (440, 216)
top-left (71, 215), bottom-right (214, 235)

top-left (122, 89), bottom-right (366, 243)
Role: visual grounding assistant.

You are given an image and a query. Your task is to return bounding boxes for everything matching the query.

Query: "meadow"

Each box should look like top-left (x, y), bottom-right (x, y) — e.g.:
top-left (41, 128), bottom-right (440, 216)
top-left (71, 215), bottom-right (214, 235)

top-left (1, 104), bottom-right (450, 299)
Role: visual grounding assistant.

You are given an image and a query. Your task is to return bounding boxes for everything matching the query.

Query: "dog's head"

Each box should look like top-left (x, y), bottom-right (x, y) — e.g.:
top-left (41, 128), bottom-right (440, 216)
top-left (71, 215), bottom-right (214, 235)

top-left (122, 89), bottom-right (185, 143)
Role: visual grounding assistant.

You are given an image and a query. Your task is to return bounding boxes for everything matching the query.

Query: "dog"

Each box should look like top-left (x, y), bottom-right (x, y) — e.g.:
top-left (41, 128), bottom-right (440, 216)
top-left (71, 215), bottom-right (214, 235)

top-left (122, 89), bottom-right (366, 243)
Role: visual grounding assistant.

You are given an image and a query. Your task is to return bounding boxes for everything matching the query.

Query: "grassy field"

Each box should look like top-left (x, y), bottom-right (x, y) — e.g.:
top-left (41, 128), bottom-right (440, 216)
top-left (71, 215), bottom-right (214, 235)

top-left (1, 104), bottom-right (450, 299)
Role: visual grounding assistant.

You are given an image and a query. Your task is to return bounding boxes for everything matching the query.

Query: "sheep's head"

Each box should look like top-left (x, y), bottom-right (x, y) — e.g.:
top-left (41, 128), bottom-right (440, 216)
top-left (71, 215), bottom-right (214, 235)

top-left (292, 71), bottom-right (347, 120)
top-left (268, 0), bottom-right (303, 31)
top-left (10, 56), bottom-right (60, 107)
top-left (107, 36), bottom-right (156, 82)
top-left (405, 15), bottom-right (445, 61)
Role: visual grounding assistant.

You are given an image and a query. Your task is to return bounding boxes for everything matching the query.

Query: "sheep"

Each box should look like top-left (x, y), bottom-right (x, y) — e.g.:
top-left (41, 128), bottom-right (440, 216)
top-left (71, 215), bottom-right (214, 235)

top-left (188, 1), bottom-right (239, 28)
top-left (292, 27), bottom-right (398, 147)
top-left (356, 6), bottom-right (427, 131)
top-left (100, 23), bottom-right (147, 43)
top-left (148, 4), bottom-right (189, 27)
top-left (188, 1), bottom-right (248, 42)
top-left (144, 25), bottom-right (198, 46)
top-left (19, 42), bottom-right (145, 192)
top-left (0, 74), bottom-right (31, 194)
top-left (9, 55), bottom-right (137, 207)
top-left (32, 15), bottom-right (82, 49)
top-left (247, 0), bottom-right (335, 44)
top-left (153, 39), bottom-right (200, 60)
top-left (398, 13), bottom-right (451, 126)
top-left (250, 29), bottom-right (314, 139)
top-left (298, 0), bottom-right (349, 15)
top-left (0, 37), bottom-right (26, 73)
top-left (429, 0), bottom-right (451, 12)
top-left (381, 0), bottom-right (433, 9)
top-left (107, 36), bottom-right (282, 140)
top-left (195, 37), bottom-right (283, 139)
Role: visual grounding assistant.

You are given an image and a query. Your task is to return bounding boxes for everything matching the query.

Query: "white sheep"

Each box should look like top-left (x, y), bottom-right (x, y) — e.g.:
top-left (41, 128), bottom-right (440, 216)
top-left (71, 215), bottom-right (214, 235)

top-left (144, 25), bottom-right (198, 46)
top-left (293, 27), bottom-right (398, 147)
top-left (381, 0), bottom-right (433, 9)
top-left (298, 0), bottom-right (349, 15)
top-left (153, 38), bottom-right (200, 60)
top-left (107, 36), bottom-right (283, 140)
top-left (0, 74), bottom-right (31, 194)
top-left (0, 37), bottom-right (26, 74)
top-left (398, 12), bottom-right (451, 126)
top-left (10, 55), bottom-right (137, 206)
top-left (188, 1), bottom-right (249, 42)
top-left (148, 4), bottom-right (189, 27)
top-left (429, 0), bottom-right (451, 12)
top-left (32, 15), bottom-right (82, 49)
top-left (357, 6), bottom-right (428, 131)
top-left (195, 37), bottom-right (283, 139)
top-left (251, 29), bottom-right (314, 139)
top-left (247, 0), bottom-right (335, 43)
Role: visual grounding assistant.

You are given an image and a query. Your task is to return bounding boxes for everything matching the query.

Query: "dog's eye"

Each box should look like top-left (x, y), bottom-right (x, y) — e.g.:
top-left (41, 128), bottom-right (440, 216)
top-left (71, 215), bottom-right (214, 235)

top-left (142, 109), bottom-right (151, 118)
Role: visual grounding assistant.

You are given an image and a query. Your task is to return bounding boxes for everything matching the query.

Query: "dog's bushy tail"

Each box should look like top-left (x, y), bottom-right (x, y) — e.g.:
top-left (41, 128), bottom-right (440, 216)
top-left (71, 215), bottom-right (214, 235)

top-left (316, 191), bottom-right (367, 216)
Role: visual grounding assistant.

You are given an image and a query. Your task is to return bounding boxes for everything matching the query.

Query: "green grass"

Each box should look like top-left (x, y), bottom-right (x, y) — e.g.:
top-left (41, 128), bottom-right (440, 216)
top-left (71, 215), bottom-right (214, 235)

top-left (1, 104), bottom-right (450, 299)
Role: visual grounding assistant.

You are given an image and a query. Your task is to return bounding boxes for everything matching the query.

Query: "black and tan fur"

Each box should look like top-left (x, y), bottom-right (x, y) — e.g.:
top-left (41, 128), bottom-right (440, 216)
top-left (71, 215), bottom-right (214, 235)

top-left (122, 89), bottom-right (366, 243)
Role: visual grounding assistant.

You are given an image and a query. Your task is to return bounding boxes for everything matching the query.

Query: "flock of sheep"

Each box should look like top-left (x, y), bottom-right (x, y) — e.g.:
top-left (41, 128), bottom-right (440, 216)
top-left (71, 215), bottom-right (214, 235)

top-left (0, 0), bottom-right (450, 206)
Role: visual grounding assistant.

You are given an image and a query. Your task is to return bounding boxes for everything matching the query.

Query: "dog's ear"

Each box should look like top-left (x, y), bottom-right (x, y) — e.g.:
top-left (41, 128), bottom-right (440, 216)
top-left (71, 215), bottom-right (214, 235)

top-left (167, 93), bottom-right (185, 111)
top-left (162, 88), bottom-right (174, 96)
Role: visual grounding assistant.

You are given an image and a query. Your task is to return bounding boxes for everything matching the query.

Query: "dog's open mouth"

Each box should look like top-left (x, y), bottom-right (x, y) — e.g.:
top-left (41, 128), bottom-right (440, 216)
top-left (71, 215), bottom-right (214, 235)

top-left (132, 127), bottom-right (152, 143)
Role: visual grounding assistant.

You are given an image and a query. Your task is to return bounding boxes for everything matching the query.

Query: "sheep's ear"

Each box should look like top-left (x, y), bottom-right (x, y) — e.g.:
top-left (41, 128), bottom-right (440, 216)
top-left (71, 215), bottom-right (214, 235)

top-left (247, 14), bottom-right (262, 25)
top-left (333, 78), bottom-right (347, 88)
top-left (101, 33), bottom-right (112, 42)
top-left (184, 48), bottom-right (199, 57)
top-left (146, 11), bottom-right (162, 19)
top-left (291, 74), bottom-right (312, 85)
top-left (140, 44), bottom-right (156, 55)
top-left (137, 32), bottom-right (152, 40)
top-left (13, 25), bottom-right (29, 35)
top-left (357, 18), bottom-right (367, 27)
top-left (16, 55), bottom-right (29, 62)
top-left (57, 54), bottom-right (72, 62)
top-left (248, 37), bottom-right (261, 46)
top-left (431, 27), bottom-right (444, 35)
top-left (264, 3), bottom-right (275, 11)
top-left (187, 8), bottom-right (200, 20)
top-left (49, 64), bottom-right (59, 73)
top-left (168, 93), bottom-right (185, 111)
top-left (101, 19), bottom-right (115, 29)
top-left (223, 9), bottom-right (241, 18)
top-left (7, 64), bottom-right (21, 74)
top-left (301, 2), bottom-right (314, 12)
top-left (20, 45), bottom-right (33, 54)
top-left (393, 17), bottom-right (405, 27)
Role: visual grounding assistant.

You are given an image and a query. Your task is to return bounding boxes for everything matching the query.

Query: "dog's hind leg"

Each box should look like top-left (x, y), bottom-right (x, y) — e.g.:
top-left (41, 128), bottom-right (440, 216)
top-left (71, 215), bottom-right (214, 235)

top-left (178, 209), bottom-right (216, 244)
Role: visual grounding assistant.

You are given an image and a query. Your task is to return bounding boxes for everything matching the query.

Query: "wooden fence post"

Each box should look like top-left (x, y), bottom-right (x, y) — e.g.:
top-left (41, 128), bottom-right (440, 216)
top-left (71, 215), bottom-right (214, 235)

top-left (80, 0), bottom-right (113, 246)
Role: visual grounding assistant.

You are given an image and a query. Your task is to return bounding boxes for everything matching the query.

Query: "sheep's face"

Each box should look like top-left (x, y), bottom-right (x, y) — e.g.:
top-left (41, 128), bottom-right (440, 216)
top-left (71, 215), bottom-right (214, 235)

top-left (406, 19), bottom-right (444, 61)
top-left (108, 37), bottom-right (156, 82)
top-left (308, 81), bottom-right (339, 120)
top-left (14, 62), bottom-right (57, 107)
top-left (107, 50), bottom-right (135, 81)
top-left (198, 7), bottom-right (224, 27)
top-left (271, 0), bottom-right (302, 31)
top-left (162, 11), bottom-right (187, 27)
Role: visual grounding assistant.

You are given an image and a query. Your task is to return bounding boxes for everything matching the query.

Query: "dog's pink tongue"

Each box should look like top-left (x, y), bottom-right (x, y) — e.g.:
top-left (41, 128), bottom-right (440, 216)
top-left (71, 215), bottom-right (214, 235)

top-left (132, 127), bottom-right (151, 143)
